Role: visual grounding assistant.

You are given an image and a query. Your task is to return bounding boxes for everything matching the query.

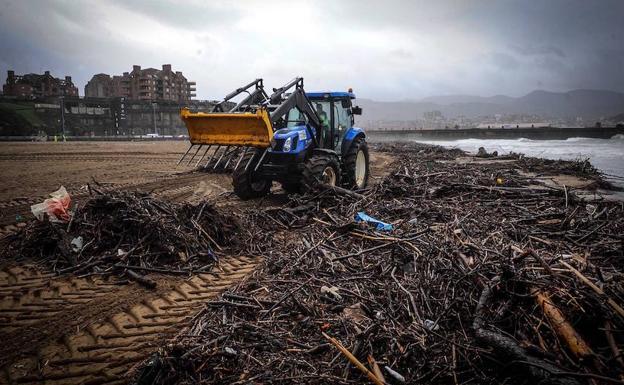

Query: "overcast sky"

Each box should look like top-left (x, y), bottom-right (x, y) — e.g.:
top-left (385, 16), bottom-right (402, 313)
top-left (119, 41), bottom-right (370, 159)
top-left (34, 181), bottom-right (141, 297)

top-left (0, 0), bottom-right (622, 101)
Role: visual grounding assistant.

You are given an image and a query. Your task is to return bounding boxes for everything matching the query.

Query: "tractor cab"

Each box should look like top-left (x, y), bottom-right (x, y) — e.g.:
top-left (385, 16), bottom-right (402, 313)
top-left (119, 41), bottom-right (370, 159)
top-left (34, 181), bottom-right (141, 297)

top-left (305, 91), bottom-right (362, 151)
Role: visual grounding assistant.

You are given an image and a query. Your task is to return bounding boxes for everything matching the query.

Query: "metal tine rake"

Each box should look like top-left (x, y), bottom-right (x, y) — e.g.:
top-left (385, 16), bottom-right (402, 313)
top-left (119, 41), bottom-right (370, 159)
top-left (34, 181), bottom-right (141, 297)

top-left (194, 145), bottom-right (212, 168)
top-left (253, 148), bottom-right (269, 171)
top-left (185, 144), bottom-right (203, 166)
top-left (233, 147), bottom-right (249, 171)
top-left (222, 147), bottom-right (239, 170)
top-left (244, 148), bottom-right (262, 171)
top-left (203, 145), bottom-right (221, 168)
top-left (176, 144), bottom-right (195, 167)
top-left (213, 146), bottom-right (231, 169)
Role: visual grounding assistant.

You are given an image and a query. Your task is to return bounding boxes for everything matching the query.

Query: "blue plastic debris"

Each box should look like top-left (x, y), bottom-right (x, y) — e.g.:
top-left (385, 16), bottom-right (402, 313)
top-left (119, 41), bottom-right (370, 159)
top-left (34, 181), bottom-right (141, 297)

top-left (354, 212), bottom-right (393, 231)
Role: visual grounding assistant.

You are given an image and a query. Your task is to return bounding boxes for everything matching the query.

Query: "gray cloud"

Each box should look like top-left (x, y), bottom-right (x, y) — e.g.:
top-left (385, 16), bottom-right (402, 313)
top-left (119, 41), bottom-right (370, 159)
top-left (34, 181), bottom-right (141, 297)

top-left (489, 52), bottom-right (520, 71)
top-left (510, 44), bottom-right (565, 58)
top-left (0, 0), bottom-right (622, 101)
top-left (106, 0), bottom-right (242, 30)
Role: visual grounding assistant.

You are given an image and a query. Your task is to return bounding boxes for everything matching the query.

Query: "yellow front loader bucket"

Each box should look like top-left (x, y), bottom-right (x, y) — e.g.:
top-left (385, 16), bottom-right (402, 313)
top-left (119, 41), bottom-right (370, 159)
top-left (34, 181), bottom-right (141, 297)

top-left (177, 108), bottom-right (274, 170)
top-left (180, 108), bottom-right (274, 147)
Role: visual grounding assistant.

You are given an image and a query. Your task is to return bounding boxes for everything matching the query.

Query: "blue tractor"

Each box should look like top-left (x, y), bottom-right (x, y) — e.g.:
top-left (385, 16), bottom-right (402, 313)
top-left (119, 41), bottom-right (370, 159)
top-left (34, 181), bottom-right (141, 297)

top-left (178, 77), bottom-right (369, 200)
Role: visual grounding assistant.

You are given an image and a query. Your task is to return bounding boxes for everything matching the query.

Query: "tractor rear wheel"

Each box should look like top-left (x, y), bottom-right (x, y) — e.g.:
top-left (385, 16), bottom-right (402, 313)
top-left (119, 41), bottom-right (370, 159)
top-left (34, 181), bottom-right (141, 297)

top-left (302, 153), bottom-right (341, 193)
top-left (232, 149), bottom-right (271, 200)
top-left (342, 137), bottom-right (369, 189)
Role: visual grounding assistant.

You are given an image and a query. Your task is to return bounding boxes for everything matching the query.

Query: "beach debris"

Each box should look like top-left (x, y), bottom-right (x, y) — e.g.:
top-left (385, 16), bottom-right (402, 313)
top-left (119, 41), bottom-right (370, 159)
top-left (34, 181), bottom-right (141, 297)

top-left (476, 146), bottom-right (498, 158)
top-left (323, 332), bottom-right (385, 385)
top-left (5, 142), bottom-right (621, 384)
top-left (224, 347), bottom-right (238, 356)
top-left (320, 285), bottom-right (342, 300)
top-left (3, 189), bottom-right (239, 277)
top-left (343, 303), bottom-right (368, 324)
top-left (423, 319), bottom-right (440, 331)
top-left (135, 143), bottom-right (623, 384)
top-left (355, 211), bottom-right (393, 231)
top-left (70, 236), bottom-right (83, 252)
top-left (30, 186), bottom-right (72, 222)
top-left (384, 366), bottom-right (406, 383)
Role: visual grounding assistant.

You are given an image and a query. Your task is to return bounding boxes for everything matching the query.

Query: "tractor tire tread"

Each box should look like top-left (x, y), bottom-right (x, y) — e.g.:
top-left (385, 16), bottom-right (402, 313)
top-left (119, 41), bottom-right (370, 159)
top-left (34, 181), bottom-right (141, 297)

top-left (232, 150), bottom-right (271, 200)
top-left (342, 137), bottom-right (369, 189)
top-left (302, 153), bottom-right (341, 193)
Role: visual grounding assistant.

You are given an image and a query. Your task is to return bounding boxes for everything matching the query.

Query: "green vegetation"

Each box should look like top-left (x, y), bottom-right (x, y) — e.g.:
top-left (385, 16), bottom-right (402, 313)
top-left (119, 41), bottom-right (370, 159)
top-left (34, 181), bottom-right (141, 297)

top-left (0, 102), bottom-right (44, 136)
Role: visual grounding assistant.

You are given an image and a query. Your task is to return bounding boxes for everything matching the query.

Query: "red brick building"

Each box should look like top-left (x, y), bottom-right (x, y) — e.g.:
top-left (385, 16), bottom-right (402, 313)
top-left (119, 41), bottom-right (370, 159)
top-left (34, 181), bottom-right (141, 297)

top-left (3, 70), bottom-right (79, 98)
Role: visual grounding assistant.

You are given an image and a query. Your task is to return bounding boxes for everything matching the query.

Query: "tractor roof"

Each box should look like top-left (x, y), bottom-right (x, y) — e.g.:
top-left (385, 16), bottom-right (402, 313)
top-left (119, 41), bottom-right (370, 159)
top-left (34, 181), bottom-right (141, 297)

top-left (306, 91), bottom-right (356, 99)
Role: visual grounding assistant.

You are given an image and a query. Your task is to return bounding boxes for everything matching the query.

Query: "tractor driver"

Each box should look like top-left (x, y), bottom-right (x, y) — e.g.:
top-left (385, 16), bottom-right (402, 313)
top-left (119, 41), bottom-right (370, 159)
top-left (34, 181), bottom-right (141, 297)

top-left (316, 103), bottom-right (330, 146)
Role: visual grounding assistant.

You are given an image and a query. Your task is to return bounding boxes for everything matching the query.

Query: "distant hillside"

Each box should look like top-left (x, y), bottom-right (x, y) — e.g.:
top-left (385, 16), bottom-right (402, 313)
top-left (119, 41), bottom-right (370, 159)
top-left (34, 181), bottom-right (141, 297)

top-left (419, 94), bottom-right (514, 105)
top-left (610, 112), bottom-right (624, 122)
top-left (513, 90), bottom-right (624, 118)
top-left (355, 89), bottom-right (624, 125)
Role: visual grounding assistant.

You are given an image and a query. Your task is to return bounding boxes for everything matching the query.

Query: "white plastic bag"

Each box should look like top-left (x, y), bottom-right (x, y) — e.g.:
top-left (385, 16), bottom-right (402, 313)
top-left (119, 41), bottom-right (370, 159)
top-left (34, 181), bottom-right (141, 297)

top-left (31, 186), bottom-right (72, 222)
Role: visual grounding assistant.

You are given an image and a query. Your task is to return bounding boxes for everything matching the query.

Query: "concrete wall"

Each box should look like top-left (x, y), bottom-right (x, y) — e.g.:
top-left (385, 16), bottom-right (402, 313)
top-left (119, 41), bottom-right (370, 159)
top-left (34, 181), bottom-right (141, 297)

top-left (366, 126), bottom-right (624, 142)
top-left (0, 95), bottom-right (220, 137)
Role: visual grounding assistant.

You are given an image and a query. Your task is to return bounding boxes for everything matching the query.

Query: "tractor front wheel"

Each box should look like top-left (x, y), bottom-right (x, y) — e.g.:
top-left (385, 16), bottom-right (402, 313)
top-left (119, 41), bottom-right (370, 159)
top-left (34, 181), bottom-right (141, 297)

top-left (342, 137), bottom-right (369, 189)
top-left (302, 153), bottom-right (341, 193)
top-left (232, 150), bottom-right (271, 200)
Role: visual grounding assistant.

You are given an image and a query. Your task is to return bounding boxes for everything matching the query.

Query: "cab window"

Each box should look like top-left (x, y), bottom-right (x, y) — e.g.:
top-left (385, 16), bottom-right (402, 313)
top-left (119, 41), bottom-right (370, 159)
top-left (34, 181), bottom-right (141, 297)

top-left (314, 102), bottom-right (331, 129)
top-left (334, 100), bottom-right (351, 131)
top-left (333, 99), bottom-right (351, 148)
top-left (314, 101), bottom-right (332, 147)
top-left (286, 107), bottom-right (307, 127)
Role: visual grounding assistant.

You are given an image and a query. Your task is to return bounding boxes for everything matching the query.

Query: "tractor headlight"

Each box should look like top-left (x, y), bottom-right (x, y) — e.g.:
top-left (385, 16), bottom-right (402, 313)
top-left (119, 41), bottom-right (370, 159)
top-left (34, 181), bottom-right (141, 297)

top-left (283, 136), bottom-right (293, 152)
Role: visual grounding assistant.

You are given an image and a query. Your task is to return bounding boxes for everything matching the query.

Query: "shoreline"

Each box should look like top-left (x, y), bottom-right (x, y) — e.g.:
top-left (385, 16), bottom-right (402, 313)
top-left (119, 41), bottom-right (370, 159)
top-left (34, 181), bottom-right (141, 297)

top-left (413, 136), bottom-right (624, 188)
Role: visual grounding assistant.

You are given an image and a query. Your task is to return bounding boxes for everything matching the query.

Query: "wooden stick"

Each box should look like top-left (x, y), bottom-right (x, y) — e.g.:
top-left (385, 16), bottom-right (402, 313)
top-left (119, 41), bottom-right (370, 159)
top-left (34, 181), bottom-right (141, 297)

top-left (560, 260), bottom-right (624, 320)
top-left (349, 231), bottom-right (423, 255)
top-left (126, 269), bottom-right (157, 289)
top-left (322, 332), bottom-right (384, 385)
top-left (333, 241), bottom-right (398, 262)
top-left (367, 355), bottom-right (386, 384)
top-left (191, 219), bottom-right (223, 251)
top-left (533, 288), bottom-right (592, 359)
top-left (320, 183), bottom-right (366, 200)
top-left (605, 320), bottom-right (624, 370)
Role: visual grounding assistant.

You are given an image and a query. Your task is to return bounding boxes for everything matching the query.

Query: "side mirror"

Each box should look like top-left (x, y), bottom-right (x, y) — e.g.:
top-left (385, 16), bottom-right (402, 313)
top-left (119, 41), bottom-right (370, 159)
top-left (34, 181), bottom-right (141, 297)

top-left (352, 106), bottom-right (362, 115)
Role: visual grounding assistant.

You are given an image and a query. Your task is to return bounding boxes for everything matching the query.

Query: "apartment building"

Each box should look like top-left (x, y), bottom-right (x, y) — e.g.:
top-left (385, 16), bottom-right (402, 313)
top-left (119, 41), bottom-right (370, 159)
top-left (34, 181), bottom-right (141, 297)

top-left (85, 64), bottom-right (196, 101)
top-left (3, 70), bottom-right (79, 98)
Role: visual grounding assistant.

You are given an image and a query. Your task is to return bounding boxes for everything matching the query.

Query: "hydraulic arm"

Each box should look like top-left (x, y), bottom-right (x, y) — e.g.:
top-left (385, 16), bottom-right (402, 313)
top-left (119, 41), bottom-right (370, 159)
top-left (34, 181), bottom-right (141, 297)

top-left (177, 77), bottom-right (321, 169)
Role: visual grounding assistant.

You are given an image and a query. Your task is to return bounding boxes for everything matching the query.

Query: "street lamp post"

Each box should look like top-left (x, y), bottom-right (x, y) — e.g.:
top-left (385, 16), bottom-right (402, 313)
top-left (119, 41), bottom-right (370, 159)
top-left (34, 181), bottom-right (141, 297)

top-left (60, 95), bottom-right (66, 141)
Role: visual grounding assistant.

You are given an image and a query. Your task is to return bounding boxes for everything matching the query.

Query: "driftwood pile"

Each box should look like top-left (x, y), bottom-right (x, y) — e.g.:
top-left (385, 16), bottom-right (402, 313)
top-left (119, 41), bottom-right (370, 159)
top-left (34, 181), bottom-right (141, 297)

top-left (517, 155), bottom-right (600, 180)
top-left (1, 189), bottom-right (239, 284)
top-left (136, 143), bottom-right (623, 384)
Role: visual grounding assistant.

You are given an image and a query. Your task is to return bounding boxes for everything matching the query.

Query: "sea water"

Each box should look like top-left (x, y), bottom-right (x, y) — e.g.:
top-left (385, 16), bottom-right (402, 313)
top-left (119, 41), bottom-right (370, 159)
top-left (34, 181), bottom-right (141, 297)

top-left (415, 135), bottom-right (624, 185)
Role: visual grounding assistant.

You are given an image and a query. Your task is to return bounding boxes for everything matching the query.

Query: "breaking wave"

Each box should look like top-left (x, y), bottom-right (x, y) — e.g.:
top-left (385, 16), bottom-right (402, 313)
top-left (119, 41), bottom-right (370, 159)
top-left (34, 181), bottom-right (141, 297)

top-left (416, 136), bottom-right (624, 185)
